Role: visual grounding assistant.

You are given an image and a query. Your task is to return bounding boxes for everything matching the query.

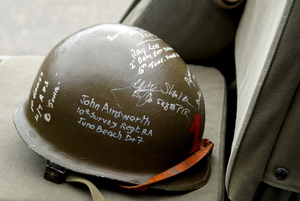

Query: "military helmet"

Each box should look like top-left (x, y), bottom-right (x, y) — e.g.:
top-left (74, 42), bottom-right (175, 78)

top-left (13, 23), bottom-right (213, 191)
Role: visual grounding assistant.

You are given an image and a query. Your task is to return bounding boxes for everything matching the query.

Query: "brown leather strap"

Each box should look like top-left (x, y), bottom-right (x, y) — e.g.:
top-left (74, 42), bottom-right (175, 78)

top-left (119, 139), bottom-right (214, 191)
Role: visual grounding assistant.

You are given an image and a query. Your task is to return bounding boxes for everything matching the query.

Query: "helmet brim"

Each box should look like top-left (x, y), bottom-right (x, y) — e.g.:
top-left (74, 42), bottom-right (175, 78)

top-left (14, 99), bottom-right (211, 191)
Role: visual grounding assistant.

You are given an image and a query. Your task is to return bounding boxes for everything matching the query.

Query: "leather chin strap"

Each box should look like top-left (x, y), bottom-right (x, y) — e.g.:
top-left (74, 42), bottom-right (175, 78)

top-left (119, 138), bottom-right (214, 191)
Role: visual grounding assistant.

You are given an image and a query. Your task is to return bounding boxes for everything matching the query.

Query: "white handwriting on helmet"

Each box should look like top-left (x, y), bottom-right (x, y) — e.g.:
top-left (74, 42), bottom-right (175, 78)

top-left (79, 95), bottom-right (151, 127)
top-left (77, 95), bottom-right (151, 145)
top-left (77, 117), bottom-right (122, 141)
top-left (31, 71), bottom-right (60, 123)
top-left (78, 117), bottom-right (96, 130)
top-left (96, 125), bottom-right (122, 141)
top-left (120, 122), bottom-right (152, 136)
top-left (76, 107), bottom-right (117, 128)
top-left (184, 67), bottom-right (197, 88)
top-left (129, 44), bottom-right (179, 75)
top-left (124, 135), bottom-right (144, 145)
top-left (131, 79), bottom-right (161, 107)
top-left (161, 82), bottom-right (197, 111)
top-left (76, 116), bottom-right (146, 145)
top-left (80, 95), bottom-right (101, 111)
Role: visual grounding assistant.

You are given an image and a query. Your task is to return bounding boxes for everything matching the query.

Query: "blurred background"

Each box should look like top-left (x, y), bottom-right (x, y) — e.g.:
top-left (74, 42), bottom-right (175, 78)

top-left (0, 0), bottom-right (132, 56)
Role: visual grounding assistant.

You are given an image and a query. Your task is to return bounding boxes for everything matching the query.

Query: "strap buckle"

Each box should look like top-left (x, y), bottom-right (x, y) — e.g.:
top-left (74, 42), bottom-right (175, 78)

top-left (44, 160), bottom-right (67, 184)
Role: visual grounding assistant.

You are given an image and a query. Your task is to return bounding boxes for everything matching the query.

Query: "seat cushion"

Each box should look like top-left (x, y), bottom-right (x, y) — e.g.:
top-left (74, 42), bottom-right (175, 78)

top-left (0, 56), bottom-right (226, 200)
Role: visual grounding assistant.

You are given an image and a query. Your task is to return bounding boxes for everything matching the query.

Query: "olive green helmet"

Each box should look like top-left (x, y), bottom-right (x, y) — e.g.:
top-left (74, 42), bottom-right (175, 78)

top-left (13, 23), bottom-right (213, 191)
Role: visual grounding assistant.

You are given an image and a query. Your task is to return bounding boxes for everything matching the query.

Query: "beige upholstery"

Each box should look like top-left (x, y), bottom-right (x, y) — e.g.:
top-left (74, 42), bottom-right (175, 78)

top-left (0, 56), bottom-right (226, 200)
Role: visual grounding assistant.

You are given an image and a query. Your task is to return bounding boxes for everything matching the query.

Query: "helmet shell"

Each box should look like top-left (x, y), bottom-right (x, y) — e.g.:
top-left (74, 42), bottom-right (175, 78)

top-left (14, 24), bottom-right (205, 188)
